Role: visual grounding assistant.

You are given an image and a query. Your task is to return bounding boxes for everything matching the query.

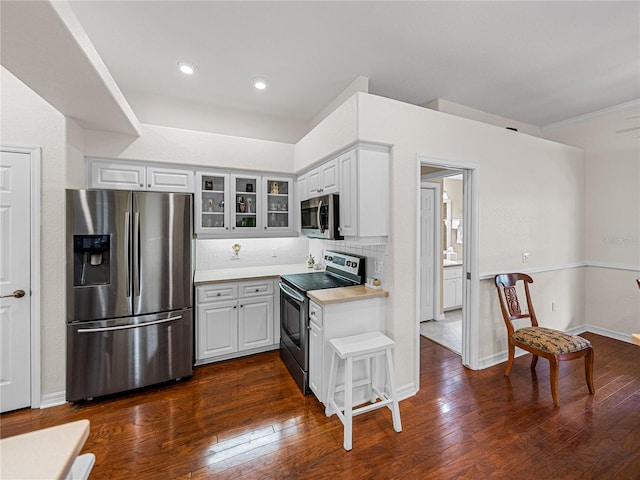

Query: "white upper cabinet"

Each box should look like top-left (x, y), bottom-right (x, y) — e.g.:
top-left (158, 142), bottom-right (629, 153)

top-left (263, 176), bottom-right (293, 233)
top-left (197, 172), bottom-right (230, 234)
top-left (231, 174), bottom-right (261, 234)
top-left (307, 158), bottom-right (339, 197)
top-left (146, 165), bottom-right (194, 192)
top-left (88, 158), bottom-right (194, 192)
top-left (338, 147), bottom-right (389, 238)
top-left (297, 173), bottom-right (310, 202)
top-left (89, 159), bottom-right (146, 190)
top-left (196, 170), bottom-right (295, 237)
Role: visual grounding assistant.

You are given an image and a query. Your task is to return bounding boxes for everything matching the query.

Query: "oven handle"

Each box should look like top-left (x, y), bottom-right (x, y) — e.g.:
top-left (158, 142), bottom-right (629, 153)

top-left (279, 282), bottom-right (306, 303)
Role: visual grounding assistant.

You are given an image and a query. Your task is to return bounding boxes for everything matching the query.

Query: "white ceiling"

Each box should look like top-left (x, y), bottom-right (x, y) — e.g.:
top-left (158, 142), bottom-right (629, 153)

top-left (59, 1), bottom-right (640, 136)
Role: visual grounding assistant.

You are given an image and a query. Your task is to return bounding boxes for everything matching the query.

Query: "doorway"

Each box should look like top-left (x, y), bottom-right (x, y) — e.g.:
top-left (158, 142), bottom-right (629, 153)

top-left (415, 156), bottom-right (480, 388)
top-left (0, 145), bottom-right (41, 411)
top-left (420, 171), bottom-right (463, 354)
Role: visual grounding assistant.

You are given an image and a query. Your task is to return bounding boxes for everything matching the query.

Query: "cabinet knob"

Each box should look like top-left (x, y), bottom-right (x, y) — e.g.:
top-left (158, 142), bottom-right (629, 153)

top-left (139, 184), bottom-right (143, 188)
top-left (264, 226), bottom-right (267, 230)
top-left (255, 288), bottom-right (260, 292)
top-left (217, 293), bottom-right (221, 297)
top-left (148, 184), bottom-right (151, 188)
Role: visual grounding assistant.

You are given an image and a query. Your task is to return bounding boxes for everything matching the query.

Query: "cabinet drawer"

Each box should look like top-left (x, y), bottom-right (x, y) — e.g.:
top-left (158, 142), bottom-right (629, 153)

top-left (239, 280), bottom-right (274, 298)
top-left (443, 266), bottom-right (463, 280)
top-left (309, 300), bottom-right (323, 327)
top-left (197, 283), bottom-right (238, 303)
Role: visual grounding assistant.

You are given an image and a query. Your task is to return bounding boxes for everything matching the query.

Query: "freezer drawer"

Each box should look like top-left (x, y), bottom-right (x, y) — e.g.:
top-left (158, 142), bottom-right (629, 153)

top-left (66, 310), bottom-right (193, 402)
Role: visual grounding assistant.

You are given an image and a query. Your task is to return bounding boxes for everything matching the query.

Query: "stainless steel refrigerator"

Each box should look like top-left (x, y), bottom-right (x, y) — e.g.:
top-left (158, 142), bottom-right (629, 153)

top-left (66, 189), bottom-right (193, 402)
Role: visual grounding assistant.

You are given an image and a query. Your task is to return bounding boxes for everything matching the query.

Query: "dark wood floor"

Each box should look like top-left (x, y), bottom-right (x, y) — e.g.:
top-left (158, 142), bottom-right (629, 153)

top-left (2, 332), bottom-right (639, 479)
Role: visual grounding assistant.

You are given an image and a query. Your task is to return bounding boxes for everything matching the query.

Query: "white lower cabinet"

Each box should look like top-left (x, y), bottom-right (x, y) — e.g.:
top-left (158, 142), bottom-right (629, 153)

top-left (308, 297), bottom-right (386, 405)
top-left (443, 266), bottom-right (463, 310)
top-left (196, 279), bottom-right (276, 364)
top-left (238, 296), bottom-right (274, 351)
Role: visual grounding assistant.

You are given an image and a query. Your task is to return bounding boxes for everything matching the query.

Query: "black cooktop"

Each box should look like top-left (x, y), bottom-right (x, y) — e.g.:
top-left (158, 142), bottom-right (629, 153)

top-left (281, 272), bottom-right (355, 292)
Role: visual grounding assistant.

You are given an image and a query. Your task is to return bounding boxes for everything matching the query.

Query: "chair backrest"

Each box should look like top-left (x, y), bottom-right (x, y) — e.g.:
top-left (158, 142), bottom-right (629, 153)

top-left (494, 273), bottom-right (539, 336)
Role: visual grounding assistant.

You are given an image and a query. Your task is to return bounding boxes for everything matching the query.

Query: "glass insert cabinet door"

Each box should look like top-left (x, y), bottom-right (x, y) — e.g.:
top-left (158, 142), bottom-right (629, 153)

top-left (232, 175), bottom-right (259, 231)
top-left (200, 173), bottom-right (228, 231)
top-left (264, 177), bottom-right (292, 230)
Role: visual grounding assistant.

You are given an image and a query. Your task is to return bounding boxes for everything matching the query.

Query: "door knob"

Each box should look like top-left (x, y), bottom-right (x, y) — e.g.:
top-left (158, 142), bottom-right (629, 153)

top-left (1, 289), bottom-right (25, 299)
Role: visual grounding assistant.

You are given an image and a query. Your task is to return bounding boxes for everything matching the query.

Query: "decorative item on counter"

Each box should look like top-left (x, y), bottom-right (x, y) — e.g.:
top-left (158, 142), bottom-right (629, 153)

top-left (270, 182), bottom-right (280, 194)
top-left (231, 243), bottom-right (241, 260)
top-left (306, 254), bottom-right (315, 268)
top-left (365, 277), bottom-right (383, 289)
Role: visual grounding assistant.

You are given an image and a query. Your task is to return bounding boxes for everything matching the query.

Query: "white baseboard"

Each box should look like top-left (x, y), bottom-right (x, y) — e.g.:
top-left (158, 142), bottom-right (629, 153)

top-left (40, 391), bottom-right (66, 409)
top-left (396, 382), bottom-right (418, 401)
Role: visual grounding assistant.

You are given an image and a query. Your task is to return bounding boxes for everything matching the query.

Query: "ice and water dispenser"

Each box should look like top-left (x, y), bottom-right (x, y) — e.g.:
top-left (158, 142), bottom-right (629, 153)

top-left (73, 235), bottom-right (110, 286)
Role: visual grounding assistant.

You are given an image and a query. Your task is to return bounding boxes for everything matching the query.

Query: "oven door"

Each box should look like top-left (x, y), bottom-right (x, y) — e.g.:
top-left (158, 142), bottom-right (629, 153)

top-left (279, 281), bottom-right (308, 370)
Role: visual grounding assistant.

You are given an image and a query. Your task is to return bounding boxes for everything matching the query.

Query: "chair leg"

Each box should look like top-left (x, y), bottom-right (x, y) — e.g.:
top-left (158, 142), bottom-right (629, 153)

top-left (505, 344), bottom-right (515, 376)
top-left (385, 348), bottom-right (402, 433)
top-left (325, 351), bottom-right (338, 417)
top-left (343, 357), bottom-right (353, 451)
top-left (549, 357), bottom-right (560, 407)
top-left (585, 347), bottom-right (595, 395)
top-left (530, 354), bottom-right (538, 370)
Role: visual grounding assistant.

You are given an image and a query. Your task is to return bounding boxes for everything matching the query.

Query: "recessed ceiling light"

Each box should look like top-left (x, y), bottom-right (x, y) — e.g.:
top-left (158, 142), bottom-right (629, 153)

top-left (251, 77), bottom-right (268, 90)
top-left (177, 61), bottom-right (197, 75)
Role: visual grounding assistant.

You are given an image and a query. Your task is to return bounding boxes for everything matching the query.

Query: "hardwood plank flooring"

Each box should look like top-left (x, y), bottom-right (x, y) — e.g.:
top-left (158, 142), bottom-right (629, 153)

top-left (2, 332), bottom-right (639, 479)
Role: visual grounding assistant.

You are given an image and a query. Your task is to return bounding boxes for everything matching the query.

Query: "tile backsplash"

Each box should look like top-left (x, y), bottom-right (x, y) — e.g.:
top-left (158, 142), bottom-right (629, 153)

top-left (196, 236), bottom-right (389, 288)
top-left (308, 239), bottom-right (389, 287)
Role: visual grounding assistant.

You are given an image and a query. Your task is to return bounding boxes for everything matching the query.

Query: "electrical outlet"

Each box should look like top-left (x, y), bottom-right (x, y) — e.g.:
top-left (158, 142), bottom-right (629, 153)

top-left (522, 252), bottom-right (529, 263)
top-left (272, 248), bottom-right (278, 257)
top-left (551, 301), bottom-right (557, 312)
top-left (375, 261), bottom-right (383, 274)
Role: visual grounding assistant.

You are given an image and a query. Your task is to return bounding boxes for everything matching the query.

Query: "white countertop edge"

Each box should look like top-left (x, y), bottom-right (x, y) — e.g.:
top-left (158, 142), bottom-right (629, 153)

top-left (195, 263), bottom-right (323, 284)
top-left (0, 419), bottom-right (90, 480)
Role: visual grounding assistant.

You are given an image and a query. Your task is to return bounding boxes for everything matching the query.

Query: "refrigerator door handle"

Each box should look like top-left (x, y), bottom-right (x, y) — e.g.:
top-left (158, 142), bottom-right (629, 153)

top-left (124, 211), bottom-right (131, 298)
top-left (77, 315), bottom-right (183, 333)
top-left (133, 211), bottom-right (141, 298)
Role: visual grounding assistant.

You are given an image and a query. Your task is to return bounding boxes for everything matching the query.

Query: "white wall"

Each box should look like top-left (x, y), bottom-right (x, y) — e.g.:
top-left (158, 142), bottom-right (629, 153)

top-left (1, 67), bottom-right (68, 397)
top-left (295, 92), bottom-right (587, 391)
top-left (84, 123), bottom-right (295, 173)
top-left (125, 91), bottom-right (309, 144)
top-left (543, 105), bottom-right (640, 337)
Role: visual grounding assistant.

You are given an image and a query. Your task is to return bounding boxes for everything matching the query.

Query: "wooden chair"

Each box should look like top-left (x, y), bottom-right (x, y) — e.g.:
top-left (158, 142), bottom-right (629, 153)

top-left (494, 273), bottom-right (594, 406)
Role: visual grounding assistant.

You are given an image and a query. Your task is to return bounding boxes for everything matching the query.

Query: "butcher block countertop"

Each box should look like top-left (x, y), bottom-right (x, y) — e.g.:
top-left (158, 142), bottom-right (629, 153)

top-left (0, 419), bottom-right (90, 479)
top-left (195, 263), bottom-right (320, 285)
top-left (307, 285), bottom-right (389, 305)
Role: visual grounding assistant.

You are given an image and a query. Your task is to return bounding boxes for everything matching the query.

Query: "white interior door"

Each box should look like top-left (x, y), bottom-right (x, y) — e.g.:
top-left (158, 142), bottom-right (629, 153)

top-left (0, 150), bottom-right (31, 412)
top-left (420, 187), bottom-right (436, 321)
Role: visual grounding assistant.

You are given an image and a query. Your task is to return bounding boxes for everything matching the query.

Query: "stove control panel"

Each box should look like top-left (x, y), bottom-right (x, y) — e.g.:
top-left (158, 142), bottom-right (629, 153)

top-left (324, 250), bottom-right (364, 279)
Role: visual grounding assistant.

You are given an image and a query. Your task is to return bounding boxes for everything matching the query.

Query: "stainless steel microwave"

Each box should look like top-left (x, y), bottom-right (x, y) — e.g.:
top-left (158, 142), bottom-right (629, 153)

top-left (300, 194), bottom-right (343, 240)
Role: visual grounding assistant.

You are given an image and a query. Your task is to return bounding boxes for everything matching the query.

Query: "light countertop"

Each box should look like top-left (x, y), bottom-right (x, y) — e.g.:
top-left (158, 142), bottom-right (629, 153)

top-left (0, 419), bottom-right (90, 480)
top-left (195, 263), bottom-right (321, 285)
top-left (443, 260), bottom-right (463, 267)
top-left (307, 285), bottom-right (389, 305)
